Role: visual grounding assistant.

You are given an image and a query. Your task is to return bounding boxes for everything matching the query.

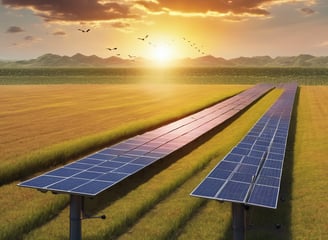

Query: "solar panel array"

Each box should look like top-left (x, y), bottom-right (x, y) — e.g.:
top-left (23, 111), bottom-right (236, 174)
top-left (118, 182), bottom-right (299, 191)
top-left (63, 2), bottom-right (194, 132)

top-left (18, 84), bottom-right (273, 197)
top-left (191, 83), bottom-right (297, 209)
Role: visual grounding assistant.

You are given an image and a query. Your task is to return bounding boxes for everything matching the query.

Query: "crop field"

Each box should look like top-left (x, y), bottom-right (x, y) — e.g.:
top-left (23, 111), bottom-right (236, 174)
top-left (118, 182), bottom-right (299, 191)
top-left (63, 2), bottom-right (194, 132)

top-left (0, 68), bottom-right (327, 240)
top-left (1, 67), bottom-right (328, 85)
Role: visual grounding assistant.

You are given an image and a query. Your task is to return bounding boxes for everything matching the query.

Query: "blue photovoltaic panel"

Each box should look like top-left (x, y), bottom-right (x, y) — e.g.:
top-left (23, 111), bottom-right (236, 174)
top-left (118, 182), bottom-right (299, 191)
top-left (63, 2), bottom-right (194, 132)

top-left (191, 83), bottom-right (297, 209)
top-left (224, 153), bottom-right (244, 163)
top-left (247, 185), bottom-right (279, 208)
top-left (236, 164), bottom-right (258, 175)
top-left (74, 171), bottom-right (103, 180)
top-left (112, 163), bottom-right (144, 174)
top-left (20, 176), bottom-right (64, 188)
top-left (231, 147), bottom-right (250, 156)
top-left (231, 172), bottom-right (253, 183)
top-left (47, 168), bottom-right (81, 177)
top-left (209, 168), bottom-right (232, 180)
top-left (19, 84), bottom-right (274, 197)
top-left (264, 160), bottom-right (282, 169)
top-left (97, 172), bottom-right (127, 182)
top-left (78, 158), bottom-right (104, 165)
top-left (242, 156), bottom-right (262, 166)
top-left (216, 181), bottom-right (250, 202)
top-left (49, 178), bottom-right (89, 192)
top-left (191, 178), bottom-right (226, 198)
top-left (256, 176), bottom-right (280, 187)
top-left (71, 181), bottom-right (115, 195)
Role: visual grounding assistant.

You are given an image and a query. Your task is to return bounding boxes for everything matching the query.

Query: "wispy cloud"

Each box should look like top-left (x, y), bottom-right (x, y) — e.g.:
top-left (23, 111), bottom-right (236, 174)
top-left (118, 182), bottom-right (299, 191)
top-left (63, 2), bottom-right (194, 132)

top-left (6, 26), bottom-right (24, 33)
top-left (24, 35), bottom-right (41, 42)
top-left (10, 35), bottom-right (42, 48)
top-left (111, 21), bottom-right (131, 28)
top-left (299, 7), bottom-right (316, 16)
top-left (318, 41), bottom-right (328, 47)
top-left (53, 31), bottom-right (66, 36)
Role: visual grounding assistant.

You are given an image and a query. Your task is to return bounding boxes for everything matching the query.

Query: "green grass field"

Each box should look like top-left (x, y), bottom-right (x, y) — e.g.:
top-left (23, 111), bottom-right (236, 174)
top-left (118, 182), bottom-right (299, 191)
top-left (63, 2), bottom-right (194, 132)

top-left (1, 67), bottom-right (328, 85)
top-left (0, 68), bottom-right (327, 240)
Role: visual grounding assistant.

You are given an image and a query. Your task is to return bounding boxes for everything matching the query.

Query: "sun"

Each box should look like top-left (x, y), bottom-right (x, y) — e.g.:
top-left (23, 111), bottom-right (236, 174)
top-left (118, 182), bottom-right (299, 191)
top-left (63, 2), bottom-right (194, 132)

top-left (151, 44), bottom-right (173, 63)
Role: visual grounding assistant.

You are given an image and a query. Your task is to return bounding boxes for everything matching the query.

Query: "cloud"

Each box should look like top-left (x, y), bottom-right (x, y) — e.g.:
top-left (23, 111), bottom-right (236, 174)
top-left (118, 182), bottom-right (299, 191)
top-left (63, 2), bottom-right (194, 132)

top-left (2, 0), bottom-right (138, 22)
top-left (6, 26), bottom-right (24, 33)
top-left (10, 35), bottom-right (42, 48)
top-left (299, 7), bottom-right (316, 15)
top-left (111, 22), bottom-right (131, 28)
top-left (318, 41), bottom-right (328, 47)
top-left (136, 0), bottom-right (272, 17)
top-left (136, 0), bottom-right (319, 20)
top-left (2, 0), bottom-right (318, 24)
top-left (53, 31), bottom-right (66, 36)
top-left (24, 35), bottom-right (34, 41)
top-left (24, 35), bottom-right (42, 43)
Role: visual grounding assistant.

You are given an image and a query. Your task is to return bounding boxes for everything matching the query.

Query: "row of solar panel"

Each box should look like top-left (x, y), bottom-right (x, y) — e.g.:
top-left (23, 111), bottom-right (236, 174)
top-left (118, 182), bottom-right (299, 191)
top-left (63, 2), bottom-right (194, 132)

top-left (19, 84), bottom-right (275, 196)
top-left (191, 83), bottom-right (298, 209)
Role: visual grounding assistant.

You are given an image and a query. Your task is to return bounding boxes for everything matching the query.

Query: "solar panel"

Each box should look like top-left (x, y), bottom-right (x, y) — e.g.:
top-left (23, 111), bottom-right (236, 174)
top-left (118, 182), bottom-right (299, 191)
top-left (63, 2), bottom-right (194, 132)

top-left (191, 83), bottom-right (297, 209)
top-left (19, 83), bottom-right (274, 197)
top-left (217, 181), bottom-right (250, 202)
top-left (247, 185), bottom-right (279, 208)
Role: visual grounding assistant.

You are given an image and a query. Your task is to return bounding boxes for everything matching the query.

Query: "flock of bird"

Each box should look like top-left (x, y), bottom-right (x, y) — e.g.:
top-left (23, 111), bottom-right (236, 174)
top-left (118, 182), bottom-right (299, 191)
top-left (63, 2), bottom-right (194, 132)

top-left (182, 37), bottom-right (206, 55)
top-left (77, 28), bottom-right (207, 61)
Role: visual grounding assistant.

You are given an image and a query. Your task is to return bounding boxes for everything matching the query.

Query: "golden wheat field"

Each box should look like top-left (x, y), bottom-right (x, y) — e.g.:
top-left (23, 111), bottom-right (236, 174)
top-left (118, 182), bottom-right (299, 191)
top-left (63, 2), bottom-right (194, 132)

top-left (0, 84), bottom-right (247, 164)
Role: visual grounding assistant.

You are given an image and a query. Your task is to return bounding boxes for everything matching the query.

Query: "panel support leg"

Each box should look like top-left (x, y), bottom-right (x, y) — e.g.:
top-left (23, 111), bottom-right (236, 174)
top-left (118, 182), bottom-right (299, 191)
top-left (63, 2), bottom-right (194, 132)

top-left (70, 195), bottom-right (82, 240)
top-left (232, 203), bottom-right (246, 240)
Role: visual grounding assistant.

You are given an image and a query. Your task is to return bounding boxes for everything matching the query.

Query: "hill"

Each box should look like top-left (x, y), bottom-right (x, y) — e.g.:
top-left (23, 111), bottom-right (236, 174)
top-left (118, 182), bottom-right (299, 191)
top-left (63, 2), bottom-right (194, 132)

top-left (1, 53), bottom-right (328, 68)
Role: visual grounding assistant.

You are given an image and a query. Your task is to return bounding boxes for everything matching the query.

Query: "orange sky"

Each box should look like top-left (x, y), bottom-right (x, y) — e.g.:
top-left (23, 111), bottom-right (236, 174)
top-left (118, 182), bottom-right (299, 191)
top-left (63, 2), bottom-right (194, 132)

top-left (1, 0), bottom-right (328, 61)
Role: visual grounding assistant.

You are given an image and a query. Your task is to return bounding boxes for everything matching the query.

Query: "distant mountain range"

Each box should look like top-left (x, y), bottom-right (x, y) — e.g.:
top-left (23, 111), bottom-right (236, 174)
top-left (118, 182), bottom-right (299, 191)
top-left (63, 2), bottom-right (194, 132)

top-left (1, 53), bottom-right (328, 68)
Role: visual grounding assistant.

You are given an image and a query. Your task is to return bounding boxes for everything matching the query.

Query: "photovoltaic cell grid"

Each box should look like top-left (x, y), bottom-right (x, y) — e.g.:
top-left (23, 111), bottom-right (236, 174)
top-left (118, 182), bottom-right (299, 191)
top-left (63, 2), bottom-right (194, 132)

top-left (191, 83), bottom-right (297, 209)
top-left (18, 84), bottom-right (274, 197)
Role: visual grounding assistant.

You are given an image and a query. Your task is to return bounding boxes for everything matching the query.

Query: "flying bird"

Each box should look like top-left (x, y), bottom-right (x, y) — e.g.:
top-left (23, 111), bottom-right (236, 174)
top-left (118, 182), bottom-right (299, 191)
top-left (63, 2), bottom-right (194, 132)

top-left (138, 34), bottom-right (148, 41)
top-left (78, 28), bottom-right (90, 33)
top-left (107, 47), bottom-right (117, 51)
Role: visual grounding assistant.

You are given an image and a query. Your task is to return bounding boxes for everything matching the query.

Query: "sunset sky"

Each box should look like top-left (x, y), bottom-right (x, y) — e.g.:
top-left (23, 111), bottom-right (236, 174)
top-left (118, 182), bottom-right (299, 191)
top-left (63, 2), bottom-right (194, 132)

top-left (1, 0), bottom-right (328, 62)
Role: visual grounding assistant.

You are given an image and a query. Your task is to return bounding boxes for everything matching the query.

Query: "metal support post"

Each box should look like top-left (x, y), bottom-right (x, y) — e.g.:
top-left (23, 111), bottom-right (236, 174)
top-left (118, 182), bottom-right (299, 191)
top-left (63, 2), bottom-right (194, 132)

top-left (232, 203), bottom-right (246, 240)
top-left (70, 195), bottom-right (82, 240)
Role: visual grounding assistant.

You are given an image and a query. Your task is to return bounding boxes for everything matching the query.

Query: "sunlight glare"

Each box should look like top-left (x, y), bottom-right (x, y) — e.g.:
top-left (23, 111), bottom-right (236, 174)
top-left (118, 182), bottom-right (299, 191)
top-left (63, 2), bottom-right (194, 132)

top-left (152, 44), bottom-right (173, 63)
